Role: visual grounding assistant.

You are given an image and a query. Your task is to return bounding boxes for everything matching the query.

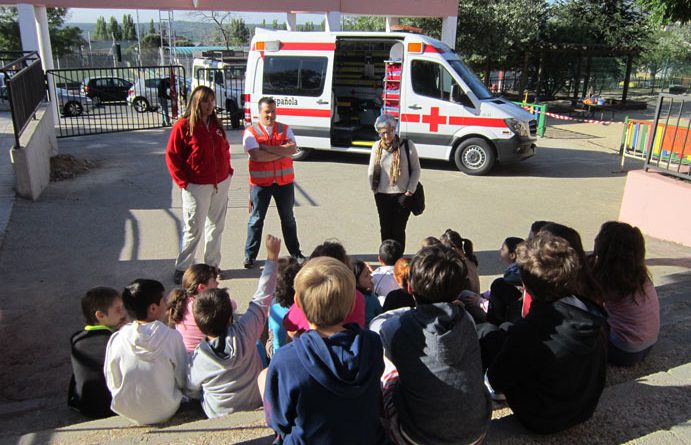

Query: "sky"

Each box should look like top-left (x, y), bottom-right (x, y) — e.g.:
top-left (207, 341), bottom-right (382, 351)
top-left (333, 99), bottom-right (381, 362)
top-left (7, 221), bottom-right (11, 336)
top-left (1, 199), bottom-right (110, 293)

top-left (66, 8), bottom-right (325, 24)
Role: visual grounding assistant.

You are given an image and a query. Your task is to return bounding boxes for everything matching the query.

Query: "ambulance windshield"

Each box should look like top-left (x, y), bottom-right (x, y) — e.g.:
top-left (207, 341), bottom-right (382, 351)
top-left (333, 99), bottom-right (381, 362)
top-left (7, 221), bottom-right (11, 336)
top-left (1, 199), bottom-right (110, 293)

top-left (448, 59), bottom-right (493, 100)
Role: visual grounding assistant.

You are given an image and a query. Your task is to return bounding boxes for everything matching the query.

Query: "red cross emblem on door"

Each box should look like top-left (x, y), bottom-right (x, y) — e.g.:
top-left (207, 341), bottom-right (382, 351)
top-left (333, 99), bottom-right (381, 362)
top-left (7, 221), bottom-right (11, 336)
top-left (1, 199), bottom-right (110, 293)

top-left (421, 106), bottom-right (447, 132)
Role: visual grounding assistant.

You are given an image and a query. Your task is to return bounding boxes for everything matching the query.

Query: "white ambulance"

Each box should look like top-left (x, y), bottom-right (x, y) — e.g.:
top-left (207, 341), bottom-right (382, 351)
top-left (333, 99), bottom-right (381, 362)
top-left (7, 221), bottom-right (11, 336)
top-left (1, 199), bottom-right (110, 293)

top-left (244, 28), bottom-right (536, 175)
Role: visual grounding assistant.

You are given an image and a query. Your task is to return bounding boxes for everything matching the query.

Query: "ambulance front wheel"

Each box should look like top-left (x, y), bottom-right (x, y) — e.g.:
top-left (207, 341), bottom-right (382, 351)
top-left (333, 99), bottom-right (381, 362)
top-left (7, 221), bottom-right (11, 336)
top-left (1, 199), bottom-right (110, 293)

top-left (454, 138), bottom-right (496, 176)
top-left (292, 147), bottom-right (312, 161)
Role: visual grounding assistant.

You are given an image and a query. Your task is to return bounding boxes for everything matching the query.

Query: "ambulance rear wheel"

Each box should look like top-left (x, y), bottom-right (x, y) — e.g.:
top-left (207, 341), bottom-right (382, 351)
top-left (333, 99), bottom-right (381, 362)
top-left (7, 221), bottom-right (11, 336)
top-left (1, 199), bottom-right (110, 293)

top-left (293, 147), bottom-right (312, 161)
top-left (454, 138), bottom-right (496, 176)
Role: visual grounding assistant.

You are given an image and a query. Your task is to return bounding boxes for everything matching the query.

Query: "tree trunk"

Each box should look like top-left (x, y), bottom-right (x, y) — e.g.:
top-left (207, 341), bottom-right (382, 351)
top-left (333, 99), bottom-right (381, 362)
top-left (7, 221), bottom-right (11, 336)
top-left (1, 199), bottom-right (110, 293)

top-left (518, 52), bottom-right (530, 94)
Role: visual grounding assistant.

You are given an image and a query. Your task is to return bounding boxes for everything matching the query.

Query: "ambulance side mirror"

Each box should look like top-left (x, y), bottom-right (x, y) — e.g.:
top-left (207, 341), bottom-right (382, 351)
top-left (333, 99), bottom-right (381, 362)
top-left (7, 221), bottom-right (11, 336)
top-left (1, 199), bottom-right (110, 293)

top-left (451, 84), bottom-right (474, 108)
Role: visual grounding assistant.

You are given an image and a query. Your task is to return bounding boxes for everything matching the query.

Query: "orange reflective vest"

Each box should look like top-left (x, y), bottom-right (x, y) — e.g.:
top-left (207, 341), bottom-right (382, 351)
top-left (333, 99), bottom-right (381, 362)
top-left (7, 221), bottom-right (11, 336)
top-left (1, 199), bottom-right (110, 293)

top-left (247, 123), bottom-right (295, 186)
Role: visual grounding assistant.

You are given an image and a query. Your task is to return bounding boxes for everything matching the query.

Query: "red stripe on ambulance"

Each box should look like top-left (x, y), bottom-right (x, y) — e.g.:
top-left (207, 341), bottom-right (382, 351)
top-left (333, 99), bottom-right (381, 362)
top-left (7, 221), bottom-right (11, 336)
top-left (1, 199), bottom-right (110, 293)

top-left (280, 42), bottom-right (336, 51)
top-left (448, 116), bottom-right (506, 128)
top-left (276, 108), bottom-right (331, 118)
top-left (400, 113), bottom-right (421, 123)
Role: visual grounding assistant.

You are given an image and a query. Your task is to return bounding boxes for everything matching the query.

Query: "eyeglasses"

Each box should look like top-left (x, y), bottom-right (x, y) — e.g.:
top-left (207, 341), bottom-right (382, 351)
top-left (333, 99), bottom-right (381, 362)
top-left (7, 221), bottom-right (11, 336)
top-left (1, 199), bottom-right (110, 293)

top-left (378, 129), bottom-right (395, 136)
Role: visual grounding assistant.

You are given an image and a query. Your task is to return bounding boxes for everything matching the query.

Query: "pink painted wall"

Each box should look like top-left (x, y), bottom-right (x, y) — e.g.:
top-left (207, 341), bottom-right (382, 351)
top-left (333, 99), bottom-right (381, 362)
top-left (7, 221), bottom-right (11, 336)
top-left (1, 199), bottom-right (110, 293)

top-left (37, 0), bottom-right (457, 17)
top-left (619, 169), bottom-right (691, 248)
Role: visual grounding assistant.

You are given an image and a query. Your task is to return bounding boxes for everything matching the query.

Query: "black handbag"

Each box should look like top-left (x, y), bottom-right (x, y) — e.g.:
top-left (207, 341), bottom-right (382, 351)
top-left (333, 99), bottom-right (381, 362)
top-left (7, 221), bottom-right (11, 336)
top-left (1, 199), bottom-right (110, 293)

top-left (402, 139), bottom-right (425, 216)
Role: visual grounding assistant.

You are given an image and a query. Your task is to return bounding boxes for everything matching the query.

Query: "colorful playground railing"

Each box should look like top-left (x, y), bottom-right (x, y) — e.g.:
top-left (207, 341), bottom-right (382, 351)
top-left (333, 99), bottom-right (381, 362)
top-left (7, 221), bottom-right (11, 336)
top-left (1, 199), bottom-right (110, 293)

top-left (512, 101), bottom-right (547, 137)
top-left (619, 117), bottom-right (691, 169)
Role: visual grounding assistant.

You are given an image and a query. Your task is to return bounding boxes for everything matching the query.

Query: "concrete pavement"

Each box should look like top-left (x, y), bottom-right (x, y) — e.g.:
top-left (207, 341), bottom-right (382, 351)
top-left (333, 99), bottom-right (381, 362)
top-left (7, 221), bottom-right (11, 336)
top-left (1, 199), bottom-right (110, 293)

top-left (0, 116), bottom-right (689, 444)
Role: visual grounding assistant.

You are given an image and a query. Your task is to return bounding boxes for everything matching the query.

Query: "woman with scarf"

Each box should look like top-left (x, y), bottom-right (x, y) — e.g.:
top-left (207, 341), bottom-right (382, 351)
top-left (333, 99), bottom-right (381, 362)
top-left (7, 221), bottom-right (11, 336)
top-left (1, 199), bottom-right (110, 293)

top-left (367, 114), bottom-right (421, 252)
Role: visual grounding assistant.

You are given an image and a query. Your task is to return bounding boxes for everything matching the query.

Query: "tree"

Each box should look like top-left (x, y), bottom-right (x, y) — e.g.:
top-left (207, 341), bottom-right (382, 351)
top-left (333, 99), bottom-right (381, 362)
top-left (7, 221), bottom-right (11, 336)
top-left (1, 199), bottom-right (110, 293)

top-left (0, 7), bottom-right (84, 57)
top-left (108, 16), bottom-right (122, 41)
top-left (122, 14), bottom-right (136, 40)
top-left (638, 25), bottom-right (691, 89)
top-left (0, 7), bottom-right (20, 50)
top-left (228, 17), bottom-right (250, 46)
top-left (342, 16), bottom-right (386, 31)
top-left (191, 11), bottom-right (233, 49)
top-left (148, 19), bottom-right (156, 35)
top-left (94, 16), bottom-right (108, 40)
top-left (636, 0), bottom-right (691, 24)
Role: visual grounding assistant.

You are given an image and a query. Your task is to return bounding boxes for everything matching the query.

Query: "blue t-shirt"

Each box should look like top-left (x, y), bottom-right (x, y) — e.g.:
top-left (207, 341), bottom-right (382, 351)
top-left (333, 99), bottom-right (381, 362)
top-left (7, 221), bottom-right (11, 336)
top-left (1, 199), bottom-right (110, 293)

top-left (269, 303), bottom-right (290, 354)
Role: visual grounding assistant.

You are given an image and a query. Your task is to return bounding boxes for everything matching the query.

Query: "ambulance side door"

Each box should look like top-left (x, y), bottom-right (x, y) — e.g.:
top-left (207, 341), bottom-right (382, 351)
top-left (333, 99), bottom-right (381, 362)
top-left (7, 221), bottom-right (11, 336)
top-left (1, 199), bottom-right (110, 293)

top-left (400, 58), bottom-right (475, 160)
top-left (259, 42), bottom-right (335, 149)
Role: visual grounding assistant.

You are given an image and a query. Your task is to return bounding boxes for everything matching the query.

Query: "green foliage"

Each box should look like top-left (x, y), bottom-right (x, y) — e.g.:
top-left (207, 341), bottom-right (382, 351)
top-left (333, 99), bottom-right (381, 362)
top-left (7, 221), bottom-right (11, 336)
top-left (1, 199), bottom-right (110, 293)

top-left (148, 19), bottom-right (156, 35)
top-left (342, 16), bottom-right (386, 31)
top-left (228, 18), bottom-right (250, 46)
top-left (0, 7), bottom-right (20, 50)
top-left (141, 33), bottom-right (161, 49)
top-left (639, 24), bottom-right (691, 77)
top-left (108, 16), bottom-right (122, 41)
top-left (52, 26), bottom-right (85, 57)
top-left (94, 16), bottom-right (108, 40)
top-left (121, 14), bottom-right (136, 40)
top-left (636, 0), bottom-right (691, 24)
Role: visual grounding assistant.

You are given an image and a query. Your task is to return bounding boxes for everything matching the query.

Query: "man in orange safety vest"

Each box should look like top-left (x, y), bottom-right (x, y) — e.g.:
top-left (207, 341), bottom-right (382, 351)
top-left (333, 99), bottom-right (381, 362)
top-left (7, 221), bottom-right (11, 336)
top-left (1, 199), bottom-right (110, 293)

top-left (242, 96), bottom-right (305, 268)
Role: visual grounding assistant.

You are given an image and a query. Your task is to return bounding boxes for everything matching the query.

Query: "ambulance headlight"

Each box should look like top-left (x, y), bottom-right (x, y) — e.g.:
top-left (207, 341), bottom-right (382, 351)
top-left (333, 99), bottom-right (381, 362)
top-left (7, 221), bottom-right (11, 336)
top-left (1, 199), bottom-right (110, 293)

top-left (505, 118), bottom-right (527, 136)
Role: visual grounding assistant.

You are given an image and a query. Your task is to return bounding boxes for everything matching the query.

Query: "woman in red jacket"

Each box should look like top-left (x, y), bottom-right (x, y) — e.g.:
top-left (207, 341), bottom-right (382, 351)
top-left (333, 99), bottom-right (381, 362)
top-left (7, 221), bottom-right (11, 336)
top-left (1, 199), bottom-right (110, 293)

top-left (166, 86), bottom-right (233, 284)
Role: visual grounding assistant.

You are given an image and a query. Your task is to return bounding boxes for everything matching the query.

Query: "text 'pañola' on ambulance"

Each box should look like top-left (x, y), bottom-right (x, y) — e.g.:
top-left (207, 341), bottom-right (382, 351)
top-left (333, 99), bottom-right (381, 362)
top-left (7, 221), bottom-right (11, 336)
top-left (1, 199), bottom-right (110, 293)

top-left (244, 28), bottom-right (537, 175)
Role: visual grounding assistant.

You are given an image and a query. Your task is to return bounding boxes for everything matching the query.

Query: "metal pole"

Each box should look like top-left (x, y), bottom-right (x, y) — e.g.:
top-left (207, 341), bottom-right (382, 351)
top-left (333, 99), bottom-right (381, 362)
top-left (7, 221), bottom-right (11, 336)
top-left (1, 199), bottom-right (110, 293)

top-left (87, 31), bottom-right (93, 66)
top-left (167, 11), bottom-right (173, 65)
top-left (135, 10), bottom-right (142, 66)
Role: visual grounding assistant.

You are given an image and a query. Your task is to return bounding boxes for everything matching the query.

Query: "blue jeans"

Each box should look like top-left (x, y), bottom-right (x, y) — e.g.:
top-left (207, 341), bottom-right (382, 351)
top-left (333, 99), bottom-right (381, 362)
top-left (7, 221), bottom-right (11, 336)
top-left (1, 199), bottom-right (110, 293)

top-left (245, 182), bottom-right (301, 261)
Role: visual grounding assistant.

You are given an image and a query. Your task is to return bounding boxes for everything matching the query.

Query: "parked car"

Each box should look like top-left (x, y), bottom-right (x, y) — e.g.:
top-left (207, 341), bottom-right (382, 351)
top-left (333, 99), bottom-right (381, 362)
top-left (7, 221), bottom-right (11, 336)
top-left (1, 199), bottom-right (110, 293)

top-left (56, 87), bottom-right (92, 117)
top-left (80, 77), bottom-right (133, 105)
top-left (126, 77), bottom-right (187, 113)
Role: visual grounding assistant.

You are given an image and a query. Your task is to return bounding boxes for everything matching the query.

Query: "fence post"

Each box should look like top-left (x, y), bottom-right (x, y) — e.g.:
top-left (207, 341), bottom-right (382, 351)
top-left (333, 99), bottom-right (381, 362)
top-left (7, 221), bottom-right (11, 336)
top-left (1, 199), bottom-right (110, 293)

top-left (538, 103), bottom-right (547, 137)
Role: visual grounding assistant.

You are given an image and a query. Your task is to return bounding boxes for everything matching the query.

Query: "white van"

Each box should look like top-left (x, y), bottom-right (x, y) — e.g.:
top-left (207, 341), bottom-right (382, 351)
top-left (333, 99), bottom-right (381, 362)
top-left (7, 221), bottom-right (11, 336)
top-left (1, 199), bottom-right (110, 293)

top-left (191, 58), bottom-right (245, 128)
top-left (244, 29), bottom-right (537, 175)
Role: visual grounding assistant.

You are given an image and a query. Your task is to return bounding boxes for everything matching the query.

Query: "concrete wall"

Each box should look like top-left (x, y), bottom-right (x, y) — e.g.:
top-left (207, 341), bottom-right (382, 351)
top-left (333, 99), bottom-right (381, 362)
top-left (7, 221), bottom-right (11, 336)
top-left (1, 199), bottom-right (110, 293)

top-left (9, 104), bottom-right (57, 200)
top-left (619, 169), bottom-right (691, 248)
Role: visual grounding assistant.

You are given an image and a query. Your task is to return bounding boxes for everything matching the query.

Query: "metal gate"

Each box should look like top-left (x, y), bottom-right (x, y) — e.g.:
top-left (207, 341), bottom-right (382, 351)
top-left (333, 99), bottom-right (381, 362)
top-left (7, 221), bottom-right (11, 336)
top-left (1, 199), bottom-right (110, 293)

top-left (644, 93), bottom-right (691, 181)
top-left (192, 66), bottom-right (245, 129)
top-left (46, 65), bottom-right (186, 137)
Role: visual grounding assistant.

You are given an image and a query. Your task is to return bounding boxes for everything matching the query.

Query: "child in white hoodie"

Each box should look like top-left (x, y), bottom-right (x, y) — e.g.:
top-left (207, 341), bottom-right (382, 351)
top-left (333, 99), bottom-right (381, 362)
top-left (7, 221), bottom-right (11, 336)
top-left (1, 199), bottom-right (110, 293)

top-left (104, 278), bottom-right (188, 425)
top-left (185, 234), bottom-right (280, 418)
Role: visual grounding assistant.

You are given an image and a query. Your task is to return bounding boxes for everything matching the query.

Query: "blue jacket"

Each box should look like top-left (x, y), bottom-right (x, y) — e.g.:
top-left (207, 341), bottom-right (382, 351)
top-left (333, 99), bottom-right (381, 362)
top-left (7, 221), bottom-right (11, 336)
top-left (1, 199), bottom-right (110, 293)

top-left (264, 324), bottom-right (387, 445)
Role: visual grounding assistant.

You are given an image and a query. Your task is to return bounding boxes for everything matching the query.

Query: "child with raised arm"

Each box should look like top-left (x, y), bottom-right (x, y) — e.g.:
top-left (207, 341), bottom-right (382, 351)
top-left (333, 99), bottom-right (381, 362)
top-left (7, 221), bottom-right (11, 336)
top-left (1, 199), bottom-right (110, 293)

top-left (186, 235), bottom-right (281, 418)
top-left (261, 257), bottom-right (387, 445)
top-left (68, 287), bottom-right (128, 418)
top-left (378, 246), bottom-right (490, 445)
top-left (105, 279), bottom-right (188, 425)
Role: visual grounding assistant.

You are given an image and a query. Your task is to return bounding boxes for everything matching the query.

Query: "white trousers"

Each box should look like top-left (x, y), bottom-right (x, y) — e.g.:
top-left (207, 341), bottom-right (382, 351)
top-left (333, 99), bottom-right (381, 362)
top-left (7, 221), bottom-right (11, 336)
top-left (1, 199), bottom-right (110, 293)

top-left (175, 176), bottom-right (230, 270)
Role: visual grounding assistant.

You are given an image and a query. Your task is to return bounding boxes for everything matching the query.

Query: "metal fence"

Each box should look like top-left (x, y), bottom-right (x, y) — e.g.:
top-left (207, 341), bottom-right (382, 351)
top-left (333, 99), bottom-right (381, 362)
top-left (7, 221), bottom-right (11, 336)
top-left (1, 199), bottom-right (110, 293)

top-left (643, 93), bottom-right (691, 181)
top-left (1, 51), bottom-right (45, 148)
top-left (47, 65), bottom-right (187, 138)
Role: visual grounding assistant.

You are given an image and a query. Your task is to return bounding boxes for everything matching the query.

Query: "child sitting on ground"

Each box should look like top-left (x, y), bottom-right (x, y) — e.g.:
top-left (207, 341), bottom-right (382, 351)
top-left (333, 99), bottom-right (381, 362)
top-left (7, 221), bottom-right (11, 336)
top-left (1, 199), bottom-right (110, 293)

top-left (68, 287), bottom-right (128, 418)
top-left (105, 279), bottom-right (188, 425)
top-left (378, 246), bottom-right (491, 444)
top-left (382, 257), bottom-right (415, 312)
top-left (283, 240), bottom-right (365, 335)
top-left (372, 239), bottom-right (404, 303)
top-left (267, 257), bottom-right (301, 358)
top-left (483, 232), bottom-right (608, 434)
top-left (186, 235), bottom-right (281, 418)
top-left (353, 259), bottom-right (383, 326)
top-left (260, 257), bottom-right (387, 444)
top-left (167, 264), bottom-right (237, 352)
top-left (440, 229), bottom-right (481, 294)
top-left (486, 236), bottom-right (524, 325)
top-left (591, 221), bottom-right (659, 367)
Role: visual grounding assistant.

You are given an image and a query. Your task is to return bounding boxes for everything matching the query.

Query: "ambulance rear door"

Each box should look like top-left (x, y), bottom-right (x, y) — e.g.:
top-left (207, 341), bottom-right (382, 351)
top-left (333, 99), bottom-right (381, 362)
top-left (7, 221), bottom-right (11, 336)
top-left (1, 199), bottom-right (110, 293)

top-left (254, 36), bottom-right (336, 149)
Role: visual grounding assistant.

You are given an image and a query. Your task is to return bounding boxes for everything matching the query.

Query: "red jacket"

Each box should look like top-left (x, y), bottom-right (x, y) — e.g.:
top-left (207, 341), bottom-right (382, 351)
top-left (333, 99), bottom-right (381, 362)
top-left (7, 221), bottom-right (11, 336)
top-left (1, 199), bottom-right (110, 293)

top-left (166, 117), bottom-right (233, 189)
